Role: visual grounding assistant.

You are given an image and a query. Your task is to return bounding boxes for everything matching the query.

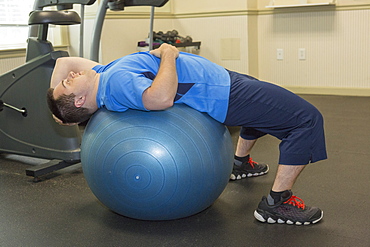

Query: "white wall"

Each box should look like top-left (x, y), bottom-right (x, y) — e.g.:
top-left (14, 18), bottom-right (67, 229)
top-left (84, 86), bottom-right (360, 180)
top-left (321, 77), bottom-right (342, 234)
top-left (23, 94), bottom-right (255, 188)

top-left (100, 18), bottom-right (172, 63)
top-left (171, 16), bottom-right (249, 73)
top-left (257, 9), bottom-right (370, 95)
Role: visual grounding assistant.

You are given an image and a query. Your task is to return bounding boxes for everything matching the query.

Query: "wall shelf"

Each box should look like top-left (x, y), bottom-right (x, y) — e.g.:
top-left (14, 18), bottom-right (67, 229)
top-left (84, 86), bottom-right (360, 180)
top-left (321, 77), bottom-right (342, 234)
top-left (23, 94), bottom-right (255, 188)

top-left (266, 1), bottom-right (336, 9)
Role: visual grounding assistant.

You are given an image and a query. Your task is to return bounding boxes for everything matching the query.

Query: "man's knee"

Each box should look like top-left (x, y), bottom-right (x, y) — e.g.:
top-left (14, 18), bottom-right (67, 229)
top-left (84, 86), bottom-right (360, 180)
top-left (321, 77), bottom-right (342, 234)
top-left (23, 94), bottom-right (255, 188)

top-left (240, 127), bottom-right (267, 140)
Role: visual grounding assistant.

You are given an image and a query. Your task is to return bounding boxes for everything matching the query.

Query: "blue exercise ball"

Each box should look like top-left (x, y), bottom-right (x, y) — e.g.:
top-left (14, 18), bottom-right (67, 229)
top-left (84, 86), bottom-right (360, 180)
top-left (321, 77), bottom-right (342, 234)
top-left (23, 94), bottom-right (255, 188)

top-left (81, 104), bottom-right (233, 220)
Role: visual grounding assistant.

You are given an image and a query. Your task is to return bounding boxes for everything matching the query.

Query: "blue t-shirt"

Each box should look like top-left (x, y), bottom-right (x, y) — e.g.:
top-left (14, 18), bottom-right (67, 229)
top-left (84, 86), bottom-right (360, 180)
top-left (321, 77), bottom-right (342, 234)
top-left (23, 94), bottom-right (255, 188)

top-left (93, 51), bottom-right (230, 122)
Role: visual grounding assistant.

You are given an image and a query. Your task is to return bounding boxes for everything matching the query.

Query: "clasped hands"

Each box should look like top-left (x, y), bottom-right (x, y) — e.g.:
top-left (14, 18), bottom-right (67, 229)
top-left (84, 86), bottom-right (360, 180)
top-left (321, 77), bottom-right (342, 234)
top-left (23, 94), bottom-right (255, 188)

top-left (150, 43), bottom-right (179, 59)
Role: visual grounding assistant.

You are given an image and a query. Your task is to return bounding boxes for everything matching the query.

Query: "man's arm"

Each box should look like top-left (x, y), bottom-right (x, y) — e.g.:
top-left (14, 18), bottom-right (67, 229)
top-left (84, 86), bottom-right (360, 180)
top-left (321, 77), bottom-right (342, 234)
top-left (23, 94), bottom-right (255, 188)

top-left (50, 57), bottom-right (101, 88)
top-left (142, 44), bottom-right (179, 110)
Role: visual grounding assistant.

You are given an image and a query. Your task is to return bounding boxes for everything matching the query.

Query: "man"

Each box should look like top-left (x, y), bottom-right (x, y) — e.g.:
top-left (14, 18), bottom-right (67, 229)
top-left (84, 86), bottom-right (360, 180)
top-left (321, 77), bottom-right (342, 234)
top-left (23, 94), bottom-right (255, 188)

top-left (47, 44), bottom-right (327, 225)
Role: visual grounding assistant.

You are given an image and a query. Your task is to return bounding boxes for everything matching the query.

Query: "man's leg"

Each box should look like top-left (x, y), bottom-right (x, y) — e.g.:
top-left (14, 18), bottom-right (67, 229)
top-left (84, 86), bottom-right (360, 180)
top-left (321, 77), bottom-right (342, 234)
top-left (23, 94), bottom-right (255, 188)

top-left (271, 164), bottom-right (305, 192)
top-left (235, 137), bottom-right (257, 157)
top-left (230, 137), bottom-right (269, 180)
top-left (254, 164), bottom-right (323, 225)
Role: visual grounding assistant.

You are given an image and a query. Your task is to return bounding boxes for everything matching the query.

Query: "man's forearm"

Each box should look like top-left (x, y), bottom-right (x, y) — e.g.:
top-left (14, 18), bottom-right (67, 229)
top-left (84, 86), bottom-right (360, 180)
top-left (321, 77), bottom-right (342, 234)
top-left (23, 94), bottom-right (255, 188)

top-left (50, 57), bottom-right (100, 88)
top-left (143, 45), bottom-right (179, 110)
top-left (50, 58), bottom-right (69, 88)
top-left (148, 53), bottom-right (178, 108)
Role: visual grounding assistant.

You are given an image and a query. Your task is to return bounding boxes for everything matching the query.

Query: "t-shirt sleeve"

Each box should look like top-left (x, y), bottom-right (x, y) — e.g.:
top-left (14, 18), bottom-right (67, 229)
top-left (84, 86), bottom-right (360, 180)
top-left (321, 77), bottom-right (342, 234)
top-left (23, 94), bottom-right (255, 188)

top-left (92, 64), bottom-right (105, 73)
top-left (104, 70), bottom-right (153, 111)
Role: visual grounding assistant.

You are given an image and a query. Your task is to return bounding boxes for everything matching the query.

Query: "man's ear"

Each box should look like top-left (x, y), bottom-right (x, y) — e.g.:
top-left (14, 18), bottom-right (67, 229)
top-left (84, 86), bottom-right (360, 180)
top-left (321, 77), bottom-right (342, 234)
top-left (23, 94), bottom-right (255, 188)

top-left (74, 96), bottom-right (86, 108)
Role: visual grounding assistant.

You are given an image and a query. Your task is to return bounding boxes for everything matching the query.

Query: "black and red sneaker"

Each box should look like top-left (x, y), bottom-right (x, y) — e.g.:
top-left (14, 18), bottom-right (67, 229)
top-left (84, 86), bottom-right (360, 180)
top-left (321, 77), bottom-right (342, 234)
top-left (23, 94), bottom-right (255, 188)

top-left (254, 190), bottom-right (323, 225)
top-left (230, 156), bottom-right (269, 180)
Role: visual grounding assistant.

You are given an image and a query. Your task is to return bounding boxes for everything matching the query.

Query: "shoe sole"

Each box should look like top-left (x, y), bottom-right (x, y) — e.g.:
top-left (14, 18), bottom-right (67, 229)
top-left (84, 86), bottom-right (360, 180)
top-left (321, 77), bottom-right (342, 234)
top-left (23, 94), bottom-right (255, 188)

top-left (230, 165), bottom-right (269, 181)
top-left (253, 209), bottom-right (323, 225)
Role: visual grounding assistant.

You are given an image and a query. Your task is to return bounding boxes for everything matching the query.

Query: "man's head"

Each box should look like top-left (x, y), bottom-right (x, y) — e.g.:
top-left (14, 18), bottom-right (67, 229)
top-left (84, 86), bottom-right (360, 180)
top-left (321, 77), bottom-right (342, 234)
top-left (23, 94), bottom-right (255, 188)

top-left (47, 89), bottom-right (92, 124)
top-left (46, 70), bottom-right (99, 124)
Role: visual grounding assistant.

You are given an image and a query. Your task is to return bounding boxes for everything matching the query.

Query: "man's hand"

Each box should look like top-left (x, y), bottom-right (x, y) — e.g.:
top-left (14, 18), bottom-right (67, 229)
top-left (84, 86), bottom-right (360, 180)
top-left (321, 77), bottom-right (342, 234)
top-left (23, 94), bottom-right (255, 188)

top-left (150, 43), bottom-right (179, 59)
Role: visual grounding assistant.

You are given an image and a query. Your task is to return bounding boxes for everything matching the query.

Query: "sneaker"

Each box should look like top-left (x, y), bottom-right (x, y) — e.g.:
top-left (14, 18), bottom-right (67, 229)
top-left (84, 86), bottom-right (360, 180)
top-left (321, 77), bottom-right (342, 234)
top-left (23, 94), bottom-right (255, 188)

top-left (230, 157), bottom-right (269, 180)
top-left (254, 190), bottom-right (323, 225)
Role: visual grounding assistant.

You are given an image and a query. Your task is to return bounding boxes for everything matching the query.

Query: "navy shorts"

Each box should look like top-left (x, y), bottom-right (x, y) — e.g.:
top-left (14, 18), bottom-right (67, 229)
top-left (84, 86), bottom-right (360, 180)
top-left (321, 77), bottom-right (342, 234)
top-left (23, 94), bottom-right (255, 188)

top-left (223, 70), bottom-right (327, 165)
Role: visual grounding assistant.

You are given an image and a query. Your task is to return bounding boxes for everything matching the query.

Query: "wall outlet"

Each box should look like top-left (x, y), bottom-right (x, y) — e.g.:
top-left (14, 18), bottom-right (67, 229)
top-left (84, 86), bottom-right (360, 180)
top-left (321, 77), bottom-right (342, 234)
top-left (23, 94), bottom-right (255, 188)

top-left (299, 48), bottom-right (306, 60)
top-left (277, 49), bottom-right (284, 60)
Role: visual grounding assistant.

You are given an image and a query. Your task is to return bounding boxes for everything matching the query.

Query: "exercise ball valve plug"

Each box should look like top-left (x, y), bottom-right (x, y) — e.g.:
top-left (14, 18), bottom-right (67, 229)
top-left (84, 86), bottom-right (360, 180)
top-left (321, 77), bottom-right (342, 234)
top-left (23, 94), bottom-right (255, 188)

top-left (0, 100), bottom-right (27, 117)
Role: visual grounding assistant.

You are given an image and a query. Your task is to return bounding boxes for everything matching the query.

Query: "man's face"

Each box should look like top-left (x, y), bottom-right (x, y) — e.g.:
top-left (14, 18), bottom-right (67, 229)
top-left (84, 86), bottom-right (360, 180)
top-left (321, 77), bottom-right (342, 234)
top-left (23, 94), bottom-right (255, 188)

top-left (53, 69), bottom-right (96, 99)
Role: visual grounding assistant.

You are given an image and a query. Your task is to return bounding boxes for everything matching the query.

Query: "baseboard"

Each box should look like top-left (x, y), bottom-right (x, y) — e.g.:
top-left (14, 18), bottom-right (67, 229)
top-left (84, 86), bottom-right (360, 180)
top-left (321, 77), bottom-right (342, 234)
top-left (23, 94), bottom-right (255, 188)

top-left (284, 86), bottom-right (370, 97)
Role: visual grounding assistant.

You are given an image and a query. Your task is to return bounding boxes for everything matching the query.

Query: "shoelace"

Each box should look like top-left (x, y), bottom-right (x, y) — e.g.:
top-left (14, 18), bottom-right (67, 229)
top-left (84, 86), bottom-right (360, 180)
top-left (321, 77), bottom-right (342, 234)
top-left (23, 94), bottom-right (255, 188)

top-left (248, 157), bottom-right (258, 169)
top-left (284, 195), bottom-right (306, 210)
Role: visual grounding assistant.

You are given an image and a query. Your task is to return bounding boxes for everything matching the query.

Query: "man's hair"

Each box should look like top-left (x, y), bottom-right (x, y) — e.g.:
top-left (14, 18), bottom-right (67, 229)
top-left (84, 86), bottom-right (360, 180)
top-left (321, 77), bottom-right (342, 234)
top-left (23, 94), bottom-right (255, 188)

top-left (46, 88), bottom-right (92, 124)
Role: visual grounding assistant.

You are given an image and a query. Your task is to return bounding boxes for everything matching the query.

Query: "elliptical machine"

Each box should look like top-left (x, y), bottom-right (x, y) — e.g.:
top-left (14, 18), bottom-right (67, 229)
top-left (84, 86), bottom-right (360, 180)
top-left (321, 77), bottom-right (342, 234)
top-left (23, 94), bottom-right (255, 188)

top-left (0, 0), bottom-right (95, 181)
top-left (0, 0), bottom-right (169, 181)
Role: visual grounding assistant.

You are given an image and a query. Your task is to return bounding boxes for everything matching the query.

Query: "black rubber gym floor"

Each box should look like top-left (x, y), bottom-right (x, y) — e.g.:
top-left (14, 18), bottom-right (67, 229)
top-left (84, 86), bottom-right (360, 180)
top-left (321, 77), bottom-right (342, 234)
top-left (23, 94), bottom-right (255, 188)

top-left (1, 95), bottom-right (369, 247)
